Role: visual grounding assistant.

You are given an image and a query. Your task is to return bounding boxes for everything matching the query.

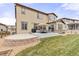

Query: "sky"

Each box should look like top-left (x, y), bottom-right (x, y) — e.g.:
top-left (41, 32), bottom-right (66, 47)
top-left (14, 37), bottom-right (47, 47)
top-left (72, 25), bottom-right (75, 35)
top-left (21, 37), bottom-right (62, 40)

top-left (0, 3), bottom-right (79, 25)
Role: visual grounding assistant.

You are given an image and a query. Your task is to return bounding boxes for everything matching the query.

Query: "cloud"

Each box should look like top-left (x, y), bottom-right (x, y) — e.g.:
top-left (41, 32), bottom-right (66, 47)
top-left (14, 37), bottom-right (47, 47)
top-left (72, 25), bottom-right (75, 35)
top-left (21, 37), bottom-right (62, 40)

top-left (0, 4), bottom-right (15, 21)
top-left (61, 3), bottom-right (79, 11)
top-left (0, 4), bottom-right (15, 25)
top-left (0, 4), bottom-right (11, 8)
top-left (2, 11), bottom-right (14, 18)
top-left (0, 17), bottom-right (15, 25)
top-left (61, 3), bottom-right (79, 15)
top-left (0, 4), bottom-right (6, 7)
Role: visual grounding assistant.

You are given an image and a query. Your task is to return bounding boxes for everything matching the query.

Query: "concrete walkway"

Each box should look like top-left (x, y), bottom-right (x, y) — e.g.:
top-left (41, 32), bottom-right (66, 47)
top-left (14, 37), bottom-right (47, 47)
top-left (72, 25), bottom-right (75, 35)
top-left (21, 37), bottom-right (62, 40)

top-left (32, 32), bottom-right (61, 38)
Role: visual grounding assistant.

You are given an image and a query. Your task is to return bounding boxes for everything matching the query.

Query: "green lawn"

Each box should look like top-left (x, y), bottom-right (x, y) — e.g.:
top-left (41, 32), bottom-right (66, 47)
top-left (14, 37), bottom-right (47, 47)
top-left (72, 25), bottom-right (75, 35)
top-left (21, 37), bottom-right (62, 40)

top-left (16, 35), bottom-right (79, 56)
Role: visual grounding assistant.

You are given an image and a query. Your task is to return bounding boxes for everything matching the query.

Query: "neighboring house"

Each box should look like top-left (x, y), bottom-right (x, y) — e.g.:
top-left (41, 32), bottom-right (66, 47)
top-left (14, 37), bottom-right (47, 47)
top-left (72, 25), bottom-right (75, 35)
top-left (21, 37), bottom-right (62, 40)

top-left (50, 18), bottom-right (79, 34)
top-left (15, 3), bottom-right (57, 34)
top-left (47, 19), bottom-right (65, 33)
top-left (8, 25), bottom-right (16, 34)
top-left (0, 23), bottom-right (8, 32)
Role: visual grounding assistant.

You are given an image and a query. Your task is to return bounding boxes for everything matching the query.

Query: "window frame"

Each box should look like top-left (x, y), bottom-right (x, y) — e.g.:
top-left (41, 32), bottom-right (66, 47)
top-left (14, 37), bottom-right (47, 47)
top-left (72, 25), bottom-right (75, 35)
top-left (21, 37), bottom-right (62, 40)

top-left (21, 21), bottom-right (27, 30)
top-left (37, 13), bottom-right (42, 19)
top-left (49, 15), bottom-right (53, 20)
top-left (21, 7), bottom-right (26, 15)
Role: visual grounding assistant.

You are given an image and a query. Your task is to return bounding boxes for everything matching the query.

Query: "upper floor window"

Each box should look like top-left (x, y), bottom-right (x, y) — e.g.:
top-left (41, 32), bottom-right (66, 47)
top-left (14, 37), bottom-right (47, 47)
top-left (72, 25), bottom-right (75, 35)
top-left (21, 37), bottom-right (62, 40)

top-left (48, 15), bottom-right (56, 20)
top-left (21, 21), bottom-right (27, 30)
top-left (21, 7), bottom-right (26, 14)
top-left (37, 13), bottom-right (43, 19)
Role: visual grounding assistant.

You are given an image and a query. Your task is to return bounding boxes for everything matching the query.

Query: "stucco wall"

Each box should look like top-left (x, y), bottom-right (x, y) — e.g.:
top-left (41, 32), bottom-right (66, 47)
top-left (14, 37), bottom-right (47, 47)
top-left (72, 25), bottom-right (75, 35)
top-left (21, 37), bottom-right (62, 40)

top-left (16, 5), bottom-right (49, 34)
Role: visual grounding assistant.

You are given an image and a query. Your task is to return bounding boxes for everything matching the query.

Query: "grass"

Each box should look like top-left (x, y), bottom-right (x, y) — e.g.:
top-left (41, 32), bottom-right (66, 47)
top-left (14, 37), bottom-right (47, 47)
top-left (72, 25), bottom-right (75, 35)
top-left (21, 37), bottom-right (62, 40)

top-left (16, 34), bottom-right (79, 56)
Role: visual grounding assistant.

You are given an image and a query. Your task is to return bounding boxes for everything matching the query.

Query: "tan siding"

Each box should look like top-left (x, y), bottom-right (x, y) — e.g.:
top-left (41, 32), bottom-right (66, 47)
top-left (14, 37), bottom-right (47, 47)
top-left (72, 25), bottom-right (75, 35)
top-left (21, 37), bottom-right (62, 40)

top-left (16, 5), bottom-right (48, 34)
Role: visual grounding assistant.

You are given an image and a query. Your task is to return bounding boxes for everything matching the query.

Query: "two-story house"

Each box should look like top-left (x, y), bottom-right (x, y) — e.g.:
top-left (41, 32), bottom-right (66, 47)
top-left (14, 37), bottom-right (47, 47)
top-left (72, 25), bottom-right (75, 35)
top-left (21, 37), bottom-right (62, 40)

top-left (48, 18), bottom-right (79, 34)
top-left (15, 3), bottom-right (57, 34)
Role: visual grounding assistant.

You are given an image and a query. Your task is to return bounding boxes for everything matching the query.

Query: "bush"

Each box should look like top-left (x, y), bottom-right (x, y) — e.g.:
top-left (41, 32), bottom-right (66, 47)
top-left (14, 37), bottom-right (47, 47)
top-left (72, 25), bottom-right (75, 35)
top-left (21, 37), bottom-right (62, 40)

top-left (0, 31), bottom-right (10, 38)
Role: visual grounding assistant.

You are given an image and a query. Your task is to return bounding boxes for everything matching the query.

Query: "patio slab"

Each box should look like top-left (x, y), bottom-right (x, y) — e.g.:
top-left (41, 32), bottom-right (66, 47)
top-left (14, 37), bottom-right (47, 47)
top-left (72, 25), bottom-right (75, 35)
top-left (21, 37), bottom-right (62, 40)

top-left (32, 32), bottom-right (62, 38)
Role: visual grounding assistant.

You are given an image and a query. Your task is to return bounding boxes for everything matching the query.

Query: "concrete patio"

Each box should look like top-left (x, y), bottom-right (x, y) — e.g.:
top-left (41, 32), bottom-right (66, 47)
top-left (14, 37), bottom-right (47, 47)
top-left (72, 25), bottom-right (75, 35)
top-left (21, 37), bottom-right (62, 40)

top-left (32, 32), bottom-right (61, 38)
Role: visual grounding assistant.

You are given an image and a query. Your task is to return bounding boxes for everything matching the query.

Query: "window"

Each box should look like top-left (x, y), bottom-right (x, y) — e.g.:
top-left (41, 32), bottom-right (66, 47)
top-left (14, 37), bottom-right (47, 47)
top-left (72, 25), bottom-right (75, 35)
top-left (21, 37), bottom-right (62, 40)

top-left (21, 7), bottom-right (26, 14)
top-left (21, 21), bottom-right (27, 30)
top-left (67, 24), bottom-right (75, 30)
top-left (42, 26), bottom-right (46, 30)
top-left (76, 24), bottom-right (79, 30)
top-left (49, 15), bottom-right (54, 20)
top-left (48, 25), bottom-right (54, 32)
top-left (34, 23), bottom-right (38, 29)
top-left (68, 24), bottom-right (79, 30)
top-left (54, 17), bottom-right (56, 20)
top-left (37, 13), bottom-right (42, 19)
top-left (37, 13), bottom-right (39, 19)
top-left (48, 15), bottom-right (56, 20)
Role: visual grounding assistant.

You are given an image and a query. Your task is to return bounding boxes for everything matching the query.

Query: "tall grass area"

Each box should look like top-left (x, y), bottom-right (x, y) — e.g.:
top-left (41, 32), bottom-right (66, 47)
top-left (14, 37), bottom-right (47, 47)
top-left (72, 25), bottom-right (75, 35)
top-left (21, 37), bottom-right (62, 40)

top-left (16, 35), bottom-right (79, 56)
